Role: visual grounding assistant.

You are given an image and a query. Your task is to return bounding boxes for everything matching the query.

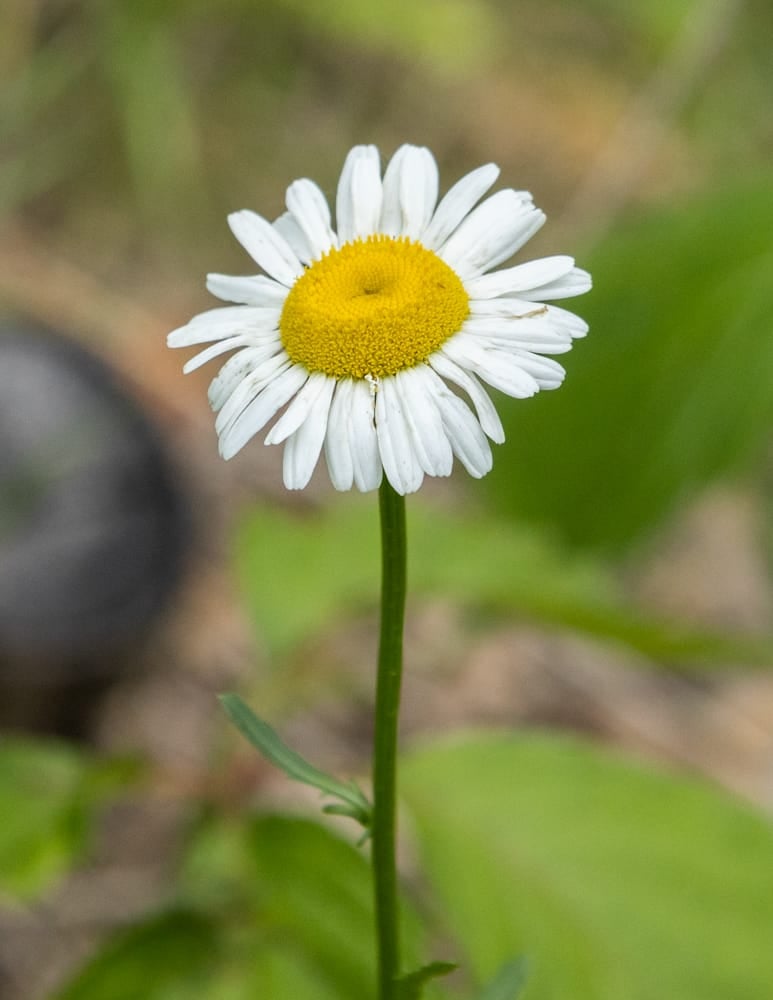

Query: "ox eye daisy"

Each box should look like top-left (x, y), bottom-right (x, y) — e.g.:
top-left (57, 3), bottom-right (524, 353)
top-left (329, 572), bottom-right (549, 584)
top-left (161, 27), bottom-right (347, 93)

top-left (167, 143), bottom-right (591, 495)
top-left (172, 145), bottom-right (595, 999)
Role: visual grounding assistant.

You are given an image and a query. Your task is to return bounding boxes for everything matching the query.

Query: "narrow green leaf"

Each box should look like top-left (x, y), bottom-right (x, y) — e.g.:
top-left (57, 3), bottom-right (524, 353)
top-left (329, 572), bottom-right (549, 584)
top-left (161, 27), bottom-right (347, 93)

top-left (219, 694), bottom-right (371, 827)
top-left (476, 957), bottom-right (530, 1000)
top-left (396, 960), bottom-right (457, 999)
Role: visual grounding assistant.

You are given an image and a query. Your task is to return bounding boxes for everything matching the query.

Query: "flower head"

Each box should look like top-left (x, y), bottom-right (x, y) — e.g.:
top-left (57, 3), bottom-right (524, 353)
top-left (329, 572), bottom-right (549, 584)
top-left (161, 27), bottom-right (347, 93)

top-left (168, 144), bottom-right (591, 494)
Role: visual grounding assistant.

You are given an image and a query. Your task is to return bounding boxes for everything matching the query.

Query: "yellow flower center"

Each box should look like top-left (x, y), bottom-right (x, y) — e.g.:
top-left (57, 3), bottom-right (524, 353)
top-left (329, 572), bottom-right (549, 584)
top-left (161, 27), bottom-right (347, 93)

top-left (279, 236), bottom-right (469, 379)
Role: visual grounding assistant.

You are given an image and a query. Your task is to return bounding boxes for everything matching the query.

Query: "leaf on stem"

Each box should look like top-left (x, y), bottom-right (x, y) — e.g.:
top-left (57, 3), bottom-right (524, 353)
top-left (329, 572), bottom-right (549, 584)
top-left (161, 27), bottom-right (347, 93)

top-left (219, 693), bottom-right (371, 828)
top-left (475, 956), bottom-right (530, 1000)
top-left (396, 960), bottom-right (458, 998)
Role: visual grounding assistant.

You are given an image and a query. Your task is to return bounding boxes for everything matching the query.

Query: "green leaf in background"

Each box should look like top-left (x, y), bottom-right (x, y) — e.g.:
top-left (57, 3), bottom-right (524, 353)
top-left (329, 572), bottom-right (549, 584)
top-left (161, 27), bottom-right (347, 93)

top-left (401, 733), bottom-right (773, 1000)
top-left (239, 817), bottom-right (386, 999)
top-left (579, 0), bottom-right (697, 50)
top-left (56, 901), bottom-right (341, 1000)
top-left (0, 738), bottom-right (134, 901)
top-left (271, 0), bottom-right (500, 74)
top-left (219, 693), bottom-right (371, 828)
top-left (62, 813), bottom-right (439, 1000)
top-left (206, 816), bottom-right (442, 999)
top-left (235, 501), bottom-right (773, 666)
top-left (476, 957), bottom-right (530, 1000)
top-left (485, 179), bottom-right (773, 556)
top-left (205, 948), bottom-right (346, 1000)
top-left (57, 909), bottom-right (220, 1000)
top-left (226, 817), bottom-right (437, 999)
top-left (100, 5), bottom-right (206, 222)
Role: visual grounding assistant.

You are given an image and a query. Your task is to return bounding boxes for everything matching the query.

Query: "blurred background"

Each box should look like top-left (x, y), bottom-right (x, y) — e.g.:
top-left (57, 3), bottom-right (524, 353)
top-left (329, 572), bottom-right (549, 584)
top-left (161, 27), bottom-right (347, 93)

top-left (1, 1), bottom-right (772, 998)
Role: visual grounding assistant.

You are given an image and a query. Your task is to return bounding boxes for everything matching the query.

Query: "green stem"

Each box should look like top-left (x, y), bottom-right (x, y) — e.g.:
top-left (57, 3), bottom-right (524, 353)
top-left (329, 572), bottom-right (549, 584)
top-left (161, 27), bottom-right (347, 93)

top-left (372, 479), bottom-right (407, 1000)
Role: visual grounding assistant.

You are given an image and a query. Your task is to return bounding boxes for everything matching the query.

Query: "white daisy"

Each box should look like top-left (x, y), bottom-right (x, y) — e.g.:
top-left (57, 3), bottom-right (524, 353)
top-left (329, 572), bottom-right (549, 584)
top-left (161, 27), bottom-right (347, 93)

top-left (168, 144), bottom-right (591, 495)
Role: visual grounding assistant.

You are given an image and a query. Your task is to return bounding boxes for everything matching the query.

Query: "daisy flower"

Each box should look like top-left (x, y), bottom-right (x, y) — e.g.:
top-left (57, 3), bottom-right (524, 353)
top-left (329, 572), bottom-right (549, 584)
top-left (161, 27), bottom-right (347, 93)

top-left (168, 144), bottom-right (591, 495)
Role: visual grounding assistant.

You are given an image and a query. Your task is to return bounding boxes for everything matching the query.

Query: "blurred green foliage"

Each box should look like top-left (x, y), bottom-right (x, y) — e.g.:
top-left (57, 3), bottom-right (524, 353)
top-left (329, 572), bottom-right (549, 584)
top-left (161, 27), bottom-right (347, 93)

top-left (3, 0), bottom-right (772, 250)
top-left (401, 733), bottom-right (773, 1000)
top-left (235, 500), bottom-right (613, 655)
top-left (50, 736), bottom-right (773, 999)
top-left (0, 0), bottom-right (500, 235)
top-left (235, 501), bottom-right (773, 666)
top-left (270, 0), bottom-right (501, 71)
top-left (0, 738), bottom-right (136, 900)
top-left (57, 909), bottom-right (222, 1000)
top-left (58, 815), bottom-right (434, 1000)
top-left (485, 178), bottom-right (773, 555)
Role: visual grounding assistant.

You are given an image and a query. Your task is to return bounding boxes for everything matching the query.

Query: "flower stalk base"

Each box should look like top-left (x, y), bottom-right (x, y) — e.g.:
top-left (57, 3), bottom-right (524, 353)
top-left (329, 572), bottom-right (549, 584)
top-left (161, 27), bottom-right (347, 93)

top-left (372, 480), bottom-right (407, 999)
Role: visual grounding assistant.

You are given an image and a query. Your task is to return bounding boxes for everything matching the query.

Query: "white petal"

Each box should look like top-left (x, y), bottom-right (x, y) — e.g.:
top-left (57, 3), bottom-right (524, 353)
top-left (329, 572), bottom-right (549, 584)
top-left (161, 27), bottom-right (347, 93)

top-left (393, 367), bottom-right (453, 477)
top-left (286, 179), bottom-right (337, 259)
top-left (473, 354), bottom-right (541, 398)
top-left (421, 163), bottom-right (500, 251)
top-left (380, 145), bottom-right (439, 239)
top-left (465, 331), bottom-right (573, 356)
top-left (228, 210), bottom-right (304, 286)
top-left (182, 335), bottom-right (255, 373)
top-left (324, 379), bottom-right (355, 491)
top-left (544, 304), bottom-right (589, 338)
top-left (439, 191), bottom-right (545, 279)
top-left (214, 352), bottom-right (290, 428)
top-left (208, 345), bottom-right (284, 413)
top-left (464, 255), bottom-right (576, 299)
top-left (375, 377), bottom-right (424, 495)
top-left (518, 266), bottom-right (593, 301)
top-left (428, 352), bottom-right (504, 443)
top-left (282, 377), bottom-right (336, 489)
top-left (469, 298), bottom-right (553, 318)
top-left (441, 337), bottom-right (540, 398)
top-left (219, 364), bottom-right (308, 460)
top-left (463, 315), bottom-right (573, 353)
top-left (273, 211), bottom-right (312, 265)
top-left (430, 380), bottom-right (492, 479)
top-left (336, 145), bottom-right (382, 244)
top-left (325, 378), bottom-right (383, 492)
top-left (185, 304), bottom-right (278, 328)
top-left (264, 371), bottom-right (332, 445)
top-left (467, 306), bottom-right (584, 348)
top-left (167, 306), bottom-right (281, 347)
top-left (206, 273), bottom-right (289, 306)
top-left (379, 145), bottom-right (411, 237)
top-left (349, 379), bottom-right (382, 491)
top-left (510, 350), bottom-right (566, 389)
